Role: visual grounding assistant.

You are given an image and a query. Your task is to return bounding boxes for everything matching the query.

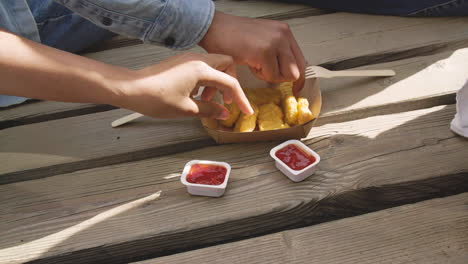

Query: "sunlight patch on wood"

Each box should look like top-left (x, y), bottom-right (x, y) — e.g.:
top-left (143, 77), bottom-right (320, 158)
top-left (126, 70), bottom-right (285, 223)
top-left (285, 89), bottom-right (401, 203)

top-left (0, 191), bottom-right (162, 263)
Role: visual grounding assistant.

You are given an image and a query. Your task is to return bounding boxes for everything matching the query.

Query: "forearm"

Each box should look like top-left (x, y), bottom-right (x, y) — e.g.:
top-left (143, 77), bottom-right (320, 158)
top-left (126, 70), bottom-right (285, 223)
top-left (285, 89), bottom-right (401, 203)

top-left (0, 29), bottom-right (130, 105)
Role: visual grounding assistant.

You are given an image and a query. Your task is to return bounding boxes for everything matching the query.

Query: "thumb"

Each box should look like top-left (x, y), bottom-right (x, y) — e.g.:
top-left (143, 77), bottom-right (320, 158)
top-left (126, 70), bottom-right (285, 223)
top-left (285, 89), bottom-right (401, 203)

top-left (184, 98), bottom-right (229, 120)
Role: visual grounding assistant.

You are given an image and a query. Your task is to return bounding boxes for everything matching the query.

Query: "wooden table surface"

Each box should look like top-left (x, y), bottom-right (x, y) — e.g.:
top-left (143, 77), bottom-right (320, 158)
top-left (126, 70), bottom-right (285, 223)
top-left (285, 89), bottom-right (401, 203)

top-left (1, 1), bottom-right (467, 263)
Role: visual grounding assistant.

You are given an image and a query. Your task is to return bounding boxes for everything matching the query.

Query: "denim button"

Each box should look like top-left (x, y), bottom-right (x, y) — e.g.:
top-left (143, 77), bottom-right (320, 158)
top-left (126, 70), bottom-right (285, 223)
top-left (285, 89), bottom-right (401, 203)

top-left (101, 17), bottom-right (112, 26)
top-left (164, 37), bottom-right (175, 46)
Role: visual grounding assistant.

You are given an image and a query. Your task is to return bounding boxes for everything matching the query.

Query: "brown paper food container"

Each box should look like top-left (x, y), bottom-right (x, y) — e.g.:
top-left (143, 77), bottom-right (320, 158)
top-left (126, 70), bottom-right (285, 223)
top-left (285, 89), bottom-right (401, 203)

top-left (201, 66), bottom-right (322, 144)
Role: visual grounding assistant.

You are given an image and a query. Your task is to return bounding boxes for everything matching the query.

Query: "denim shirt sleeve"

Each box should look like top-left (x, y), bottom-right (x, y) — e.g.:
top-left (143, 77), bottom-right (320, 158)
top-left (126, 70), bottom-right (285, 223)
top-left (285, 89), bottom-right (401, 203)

top-left (0, 0), bottom-right (41, 43)
top-left (54, 0), bottom-right (214, 50)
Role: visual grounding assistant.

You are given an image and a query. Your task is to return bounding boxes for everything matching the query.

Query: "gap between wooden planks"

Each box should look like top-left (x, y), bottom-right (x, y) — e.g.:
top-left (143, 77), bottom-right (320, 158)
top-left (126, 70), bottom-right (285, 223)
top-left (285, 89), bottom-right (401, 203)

top-left (1, 48), bottom-right (467, 180)
top-left (2, 12), bottom-right (468, 126)
top-left (0, 103), bottom-right (116, 130)
top-left (134, 193), bottom-right (468, 264)
top-left (0, 104), bottom-right (467, 263)
top-left (214, 0), bottom-right (328, 20)
top-left (84, 0), bottom-right (326, 52)
top-left (84, 13), bottom-right (468, 71)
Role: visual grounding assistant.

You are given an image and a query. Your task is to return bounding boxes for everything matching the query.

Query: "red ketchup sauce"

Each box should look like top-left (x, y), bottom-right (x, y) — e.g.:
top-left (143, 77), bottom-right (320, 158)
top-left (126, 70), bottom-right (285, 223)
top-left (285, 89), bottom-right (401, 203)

top-left (275, 144), bottom-right (316, 170)
top-left (187, 164), bottom-right (227, 185)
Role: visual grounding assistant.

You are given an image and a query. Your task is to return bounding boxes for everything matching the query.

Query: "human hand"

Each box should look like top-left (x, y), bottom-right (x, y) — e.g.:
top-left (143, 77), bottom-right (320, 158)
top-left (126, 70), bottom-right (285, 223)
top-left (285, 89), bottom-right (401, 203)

top-left (116, 53), bottom-right (253, 119)
top-left (199, 12), bottom-right (306, 95)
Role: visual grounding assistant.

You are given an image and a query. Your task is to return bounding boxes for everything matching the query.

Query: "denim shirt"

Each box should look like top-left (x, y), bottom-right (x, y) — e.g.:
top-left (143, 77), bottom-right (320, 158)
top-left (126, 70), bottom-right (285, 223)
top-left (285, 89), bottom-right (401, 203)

top-left (54, 0), bottom-right (214, 50)
top-left (0, 0), bottom-right (214, 106)
top-left (1, 0), bottom-right (214, 49)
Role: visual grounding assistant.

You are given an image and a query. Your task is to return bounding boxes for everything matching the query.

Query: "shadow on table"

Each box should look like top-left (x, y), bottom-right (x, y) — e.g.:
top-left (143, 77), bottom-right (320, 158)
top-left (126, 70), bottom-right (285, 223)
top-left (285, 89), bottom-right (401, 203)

top-left (1, 102), bottom-right (467, 264)
top-left (2, 49), bottom-right (463, 175)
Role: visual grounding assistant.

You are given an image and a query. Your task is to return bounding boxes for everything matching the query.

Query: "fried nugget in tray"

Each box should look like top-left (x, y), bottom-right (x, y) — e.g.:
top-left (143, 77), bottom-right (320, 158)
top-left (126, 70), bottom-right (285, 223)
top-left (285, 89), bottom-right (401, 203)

top-left (277, 82), bottom-right (293, 98)
top-left (297, 97), bottom-right (314, 125)
top-left (220, 103), bottom-right (241, 127)
top-left (282, 95), bottom-right (298, 126)
top-left (234, 102), bottom-right (259, 132)
top-left (258, 103), bottom-right (289, 131)
top-left (245, 88), bottom-right (281, 106)
top-left (258, 103), bottom-right (283, 121)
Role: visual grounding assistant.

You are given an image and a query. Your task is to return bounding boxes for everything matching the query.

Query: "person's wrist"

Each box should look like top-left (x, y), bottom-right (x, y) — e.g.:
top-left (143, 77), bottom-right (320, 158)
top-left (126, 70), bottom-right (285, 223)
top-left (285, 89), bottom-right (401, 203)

top-left (102, 66), bottom-right (136, 109)
top-left (199, 11), bottom-right (225, 52)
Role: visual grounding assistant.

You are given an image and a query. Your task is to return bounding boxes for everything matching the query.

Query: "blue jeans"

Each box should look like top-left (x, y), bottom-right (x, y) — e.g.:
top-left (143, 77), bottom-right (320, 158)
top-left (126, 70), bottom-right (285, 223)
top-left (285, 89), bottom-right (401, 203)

top-left (279, 0), bottom-right (468, 16)
top-left (27, 0), bottom-right (115, 54)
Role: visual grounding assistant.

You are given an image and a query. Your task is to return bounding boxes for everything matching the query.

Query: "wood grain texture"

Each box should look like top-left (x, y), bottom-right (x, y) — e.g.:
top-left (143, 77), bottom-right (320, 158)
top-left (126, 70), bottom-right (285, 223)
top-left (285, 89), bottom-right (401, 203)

top-left (318, 48), bottom-right (468, 123)
top-left (0, 109), bottom-right (213, 178)
top-left (212, 0), bottom-right (326, 20)
top-left (3, 13), bottom-right (468, 129)
top-left (83, 0), bottom-right (326, 53)
top-left (1, 105), bottom-right (467, 263)
top-left (0, 102), bottom-right (115, 129)
top-left (0, 1), bottom-right (325, 125)
top-left (1, 49), bottom-right (466, 180)
top-left (135, 193), bottom-right (468, 264)
top-left (83, 14), bottom-right (468, 71)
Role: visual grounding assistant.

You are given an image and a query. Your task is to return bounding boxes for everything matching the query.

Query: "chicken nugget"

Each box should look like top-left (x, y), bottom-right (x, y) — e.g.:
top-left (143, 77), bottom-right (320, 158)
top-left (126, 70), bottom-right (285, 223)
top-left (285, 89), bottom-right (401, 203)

top-left (297, 97), bottom-right (314, 125)
top-left (252, 88), bottom-right (282, 105)
top-left (234, 102), bottom-right (259, 132)
top-left (259, 120), bottom-right (290, 131)
top-left (243, 88), bottom-right (281, 106)
top-left (220, 103), bottom-right (241, 127)
top-left (244, 88), bottom-right (256, 102)
top-left (277, 82), bottom-right (293, 98)
top-left (258, 103), bottom-right (283, 122)
top-left (258, 103), bottom-right (288, 131)
top-left (282, 95), bottom-right (298, 126)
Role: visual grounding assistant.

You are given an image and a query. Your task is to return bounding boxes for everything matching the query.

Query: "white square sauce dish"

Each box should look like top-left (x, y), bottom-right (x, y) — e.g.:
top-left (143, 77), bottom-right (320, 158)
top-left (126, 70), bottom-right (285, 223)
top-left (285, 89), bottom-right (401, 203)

top-left (270, 140), bottom-right (320, 182)
top-left (180, 160), bottom-right (231, 197)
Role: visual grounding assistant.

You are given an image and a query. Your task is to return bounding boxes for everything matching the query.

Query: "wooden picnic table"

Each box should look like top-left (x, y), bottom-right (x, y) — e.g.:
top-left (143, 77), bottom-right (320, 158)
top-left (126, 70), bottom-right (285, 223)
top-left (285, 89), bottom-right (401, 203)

top-left (1, 1), bottom-right (467, 263)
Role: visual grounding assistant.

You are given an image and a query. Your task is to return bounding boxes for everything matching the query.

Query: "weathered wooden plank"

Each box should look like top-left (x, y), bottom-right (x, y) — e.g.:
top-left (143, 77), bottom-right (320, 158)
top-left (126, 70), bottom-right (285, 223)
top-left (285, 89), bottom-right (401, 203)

top-left (84, 14), bottom-right (468, 70)
top-left (83, 0), bottom-right (326, 53)
top-left (0, 1), bottom-right (324, 126)
top-left (0, 102), bottom-right (115, 129)
top-left (1, 49), bottom-right (466, 180)
top-left (318, 48), bottom-right (468, 123)
top-left (1, 105), bottom-right (467, 263)
top-left (135, 193), bottom-right (468, 264)
top-left (215, 0), bottom-right (326, 20)
top-left (0, 109), bottom-right (212, 178)
top-left (3, 13), bottom-right (468, 129)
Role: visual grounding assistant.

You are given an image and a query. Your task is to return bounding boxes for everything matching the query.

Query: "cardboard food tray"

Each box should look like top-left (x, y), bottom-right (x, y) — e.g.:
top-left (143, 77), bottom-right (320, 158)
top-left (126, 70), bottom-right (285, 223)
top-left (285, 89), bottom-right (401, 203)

top-left (202, 66), bottom-right (322, 144)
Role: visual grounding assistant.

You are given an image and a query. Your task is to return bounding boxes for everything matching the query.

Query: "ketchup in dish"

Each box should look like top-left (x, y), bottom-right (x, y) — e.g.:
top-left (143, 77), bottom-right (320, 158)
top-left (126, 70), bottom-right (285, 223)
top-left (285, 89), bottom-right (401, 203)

top-left (186, 164), bottom-right (227, 185)
top-left (275, 144), bottom-right (316, 170)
